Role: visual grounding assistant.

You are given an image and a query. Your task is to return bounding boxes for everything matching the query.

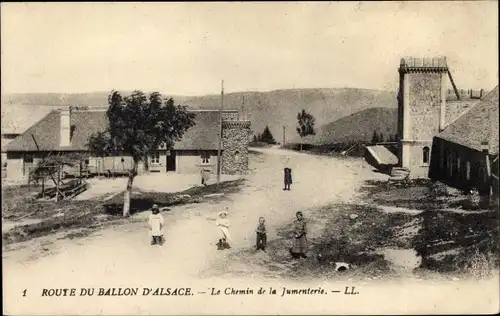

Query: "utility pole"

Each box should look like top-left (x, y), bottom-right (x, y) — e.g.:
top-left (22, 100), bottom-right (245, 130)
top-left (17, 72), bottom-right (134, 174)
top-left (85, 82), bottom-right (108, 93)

top-left (282, 126), bottom-right (286, 145)
top-left (217, 80), bottom-right (224, 185)
top-left (241, 95), bottom-right (245, 120)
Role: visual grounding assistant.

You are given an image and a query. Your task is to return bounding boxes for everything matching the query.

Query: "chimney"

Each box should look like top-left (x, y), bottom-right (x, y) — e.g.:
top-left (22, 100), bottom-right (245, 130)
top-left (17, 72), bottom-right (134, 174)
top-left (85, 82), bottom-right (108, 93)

top-left (60, 106), bottom-right (72, 147)
top-left (481, 141), bottom-right (489, 154)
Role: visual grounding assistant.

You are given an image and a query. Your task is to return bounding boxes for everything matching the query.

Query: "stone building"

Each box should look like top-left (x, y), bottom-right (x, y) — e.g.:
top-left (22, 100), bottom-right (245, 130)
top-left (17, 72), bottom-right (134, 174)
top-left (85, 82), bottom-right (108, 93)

top-left (429, 86), bottom-right (499, 205)
top-left (5, 107), bottom-right (251, 183)
top-left (397, 56), bottom-right (484, 178)
top-left (1, 105), bottom-right (54, 176)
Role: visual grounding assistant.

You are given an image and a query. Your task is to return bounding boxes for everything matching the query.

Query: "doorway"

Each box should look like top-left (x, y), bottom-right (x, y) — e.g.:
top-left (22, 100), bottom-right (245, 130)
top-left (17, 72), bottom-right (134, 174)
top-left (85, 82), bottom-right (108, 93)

top-left (166, 151), bottom-right (176, 172)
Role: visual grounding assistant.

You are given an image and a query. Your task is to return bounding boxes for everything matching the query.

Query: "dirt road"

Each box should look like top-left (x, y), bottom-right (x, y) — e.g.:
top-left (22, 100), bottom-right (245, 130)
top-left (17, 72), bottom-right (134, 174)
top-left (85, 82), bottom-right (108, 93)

top-left (3, 148), bottom-right (498, 315)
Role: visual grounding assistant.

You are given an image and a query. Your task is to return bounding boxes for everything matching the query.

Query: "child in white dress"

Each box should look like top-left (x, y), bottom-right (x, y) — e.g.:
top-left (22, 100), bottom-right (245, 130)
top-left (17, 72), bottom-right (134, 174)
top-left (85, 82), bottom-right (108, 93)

top-left (216, 209), bottom-right (231, 250)
top-left (149, 204), bottom-right (164, 245)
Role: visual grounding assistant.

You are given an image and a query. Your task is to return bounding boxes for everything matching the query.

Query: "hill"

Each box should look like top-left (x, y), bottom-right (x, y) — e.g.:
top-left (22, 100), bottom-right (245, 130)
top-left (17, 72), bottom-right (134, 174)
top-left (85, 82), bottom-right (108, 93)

top-left (1, 88), bottom-right (396, 138)
top-left (290, 107), bottom-right (398, 145)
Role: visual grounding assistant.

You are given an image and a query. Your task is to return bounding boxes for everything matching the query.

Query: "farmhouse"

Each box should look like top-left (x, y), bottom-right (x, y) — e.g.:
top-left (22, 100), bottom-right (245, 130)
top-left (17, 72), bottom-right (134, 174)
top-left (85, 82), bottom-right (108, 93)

top-left (4, 107), bottom-right (251, 183)
top-left (429, 86), bottom-right (499, 204)
top-left (396, 56), bottom-right (486, 178)
top-left (1, 105), bottom-right (55, 168)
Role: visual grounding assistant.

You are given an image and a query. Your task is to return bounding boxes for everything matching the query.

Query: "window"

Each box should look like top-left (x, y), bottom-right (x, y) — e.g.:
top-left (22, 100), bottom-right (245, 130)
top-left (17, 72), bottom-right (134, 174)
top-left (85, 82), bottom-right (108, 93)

top-left (422, 146), bottom-right (430, 165)
top-left (150, 151), bottom-right (160, 164)
top-left (24, 154), bottom-right (33, 164)
top-left (84, 159), bottom-right (90, 165)
top-left (447, 152), bottom-right (453, 176)
top-left (234, 151), bottom-right (240, 163)
top-left (456, 157), bottom-right (461, 172)
top-left (466, 161), bottom-right (471, 181)
top-left (70, 125), bottom-right (76, 140)
top-left (201, 152), bottom-right (210, 164)
top-left (439, 146), bottom-right (444, 170)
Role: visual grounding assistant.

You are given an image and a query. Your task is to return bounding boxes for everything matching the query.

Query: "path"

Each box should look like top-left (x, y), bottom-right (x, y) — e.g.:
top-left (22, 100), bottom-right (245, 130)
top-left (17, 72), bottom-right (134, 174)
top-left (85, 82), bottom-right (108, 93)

top-left (3, 148), bottom-right (498, 315)
top-left (4, 148), bottom-right (379, 279)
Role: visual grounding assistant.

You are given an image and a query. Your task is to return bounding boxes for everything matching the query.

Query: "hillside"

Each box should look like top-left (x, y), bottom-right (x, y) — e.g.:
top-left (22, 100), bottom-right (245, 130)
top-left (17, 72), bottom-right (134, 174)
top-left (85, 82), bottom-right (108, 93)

top-left (291, 107), bottom-right (398, 145)
top-left (1, 88), bottom-right (396, 138)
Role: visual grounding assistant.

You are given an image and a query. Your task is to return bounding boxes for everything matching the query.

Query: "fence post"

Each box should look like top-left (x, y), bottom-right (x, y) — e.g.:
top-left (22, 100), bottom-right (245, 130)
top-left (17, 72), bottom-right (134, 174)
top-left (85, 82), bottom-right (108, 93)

top-left (56, 167), bottom-right (60, 202)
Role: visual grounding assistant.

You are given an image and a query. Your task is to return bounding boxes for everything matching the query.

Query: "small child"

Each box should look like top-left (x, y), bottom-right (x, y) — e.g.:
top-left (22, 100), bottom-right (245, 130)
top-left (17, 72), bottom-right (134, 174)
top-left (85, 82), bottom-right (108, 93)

top-left (201, 169), bottom-right (208, 186)
top-left (255, 217), bottom-right (267, 251)
top-left (149, 204), bottom-right (164, 245)
top-left (216, 209), bottom-right (231, 250)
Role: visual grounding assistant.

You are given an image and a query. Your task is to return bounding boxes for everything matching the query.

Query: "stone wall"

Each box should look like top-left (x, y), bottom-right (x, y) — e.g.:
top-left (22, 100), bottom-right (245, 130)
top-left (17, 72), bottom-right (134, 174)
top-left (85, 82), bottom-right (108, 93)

top-left (401, 141), bottom-right (433, 178)
top-left (445, 100), bottom-right (479, 125)
top-left (175, 150), bottom-right (217, 174)
top-left (408, 72), bottom-right (442, 140)
top-left (446, 88), bottom-right (485, 101)
top-left (222, 111), bottom-right (239, 121)
top-left (221, 121), bottom-right (251, 175)
top-left (6, 152), bottom-right (24, 181)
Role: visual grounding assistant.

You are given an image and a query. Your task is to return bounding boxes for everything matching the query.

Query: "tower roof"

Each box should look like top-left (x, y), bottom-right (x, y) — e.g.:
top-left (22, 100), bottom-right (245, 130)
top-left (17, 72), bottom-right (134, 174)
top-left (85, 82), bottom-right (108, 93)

top-left (399, 57), bottom-right (448, 73)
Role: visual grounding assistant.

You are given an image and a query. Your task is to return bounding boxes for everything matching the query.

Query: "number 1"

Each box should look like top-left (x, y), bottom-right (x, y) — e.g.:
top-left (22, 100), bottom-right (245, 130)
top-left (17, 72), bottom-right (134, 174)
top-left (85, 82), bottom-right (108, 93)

top-left (22, 289), bottom-right (27, 297)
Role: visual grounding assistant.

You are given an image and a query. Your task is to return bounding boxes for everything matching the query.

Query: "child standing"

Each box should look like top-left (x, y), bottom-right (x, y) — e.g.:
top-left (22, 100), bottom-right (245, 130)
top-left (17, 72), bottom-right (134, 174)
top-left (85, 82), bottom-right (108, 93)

top-left (255, 217), bottom-right (267, 251)
top-left (149, 204), bottom-right (164, 245)
top-left (216, 209), bottom-right (232, 250)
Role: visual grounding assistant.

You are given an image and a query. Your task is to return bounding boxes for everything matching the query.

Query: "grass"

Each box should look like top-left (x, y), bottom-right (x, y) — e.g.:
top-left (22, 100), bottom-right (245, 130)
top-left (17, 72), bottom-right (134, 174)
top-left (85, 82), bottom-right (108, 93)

top-left (2, 185), bottom-right (41, 220)
top-left (248, 149), bottom-right (264, 156)
top-left (281, 142), bottom-right (367, 158)
top-left (411, 209), bottom-right (499, 275)
top-left (103, 179), bottom-right (245, 215)
top-left (249, 142), bottom-right (273, 148)
top-left (2, 179), bottom-right (246, 245)
top-left (362, 179), bottom-right (499, 277)
top-left (216, 203), bottom-right (414, 280)
top-left (216, 179), bottom-right (498, 280)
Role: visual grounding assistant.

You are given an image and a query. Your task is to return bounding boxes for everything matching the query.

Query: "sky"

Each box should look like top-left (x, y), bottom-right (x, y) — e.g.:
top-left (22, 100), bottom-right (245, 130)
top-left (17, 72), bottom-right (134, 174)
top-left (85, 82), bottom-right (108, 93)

top-left (1, 2), bottom-right (498, 95)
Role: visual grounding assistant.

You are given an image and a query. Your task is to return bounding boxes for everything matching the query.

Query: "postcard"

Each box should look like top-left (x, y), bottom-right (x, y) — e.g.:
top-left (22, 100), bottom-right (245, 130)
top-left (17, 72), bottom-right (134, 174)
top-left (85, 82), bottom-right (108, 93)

top-left (2, 2), bottom-right (499, 315)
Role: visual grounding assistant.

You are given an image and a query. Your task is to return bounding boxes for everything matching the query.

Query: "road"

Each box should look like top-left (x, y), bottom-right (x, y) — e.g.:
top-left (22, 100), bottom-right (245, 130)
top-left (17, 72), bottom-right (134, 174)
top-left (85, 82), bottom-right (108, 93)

top-left (3, 147), bottom-right (498, 315)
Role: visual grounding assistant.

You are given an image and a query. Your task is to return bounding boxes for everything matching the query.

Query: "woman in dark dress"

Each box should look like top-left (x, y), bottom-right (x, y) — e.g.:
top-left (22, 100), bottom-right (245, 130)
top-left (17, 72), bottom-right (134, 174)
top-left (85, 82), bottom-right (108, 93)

top-left (290, 211), bottom-right (307, 258)
top-left (284, 167), bottom-right (292, 190)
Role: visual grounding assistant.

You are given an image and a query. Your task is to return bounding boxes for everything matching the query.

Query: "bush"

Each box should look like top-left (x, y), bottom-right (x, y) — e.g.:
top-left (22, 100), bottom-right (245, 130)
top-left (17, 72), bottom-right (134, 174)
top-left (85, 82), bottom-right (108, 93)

top-left (249, 141), bottom-right (272, 148)
top-left (465, 250), bottom-right (497, 279)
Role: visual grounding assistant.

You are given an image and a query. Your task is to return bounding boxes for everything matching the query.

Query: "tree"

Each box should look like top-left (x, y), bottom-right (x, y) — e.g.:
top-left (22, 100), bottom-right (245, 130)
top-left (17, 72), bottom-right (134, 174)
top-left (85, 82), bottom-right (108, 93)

top-left (252, 134), bottom-right (258, 143)
top-left (379, 132), bottom-right (384, 143)
top-left (260, 125), bottom-right (276, 144)
top-left (296, 109), bottom-right (316, 151)
top-left (371, 130), bottom-right (379, 144)
top-left (88, 91), bottom-right (196, 216)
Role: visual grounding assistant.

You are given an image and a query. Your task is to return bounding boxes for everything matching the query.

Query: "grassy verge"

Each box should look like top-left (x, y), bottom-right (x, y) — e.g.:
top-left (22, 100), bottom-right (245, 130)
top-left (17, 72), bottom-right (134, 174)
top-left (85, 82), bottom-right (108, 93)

top-left (215, 179), bottom-right (498, 280)
top-left (211, 203), bottom-right (415, 280)
top-left (281, 142), bottom-right (367, 157)
top-left (363, 179), bottom-right (499, 277)
top-left (249, 142), bottom-right (273, 148)
top-left (2, 179), bottom-right (245, 245)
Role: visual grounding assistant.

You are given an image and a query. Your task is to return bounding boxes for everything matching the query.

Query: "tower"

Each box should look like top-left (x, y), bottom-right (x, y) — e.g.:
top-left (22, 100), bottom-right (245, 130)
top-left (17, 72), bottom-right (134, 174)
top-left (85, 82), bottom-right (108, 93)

top-left (397, 57), bottom-right (448, 178)
top-left (221, 120), bottom-right (251, 175)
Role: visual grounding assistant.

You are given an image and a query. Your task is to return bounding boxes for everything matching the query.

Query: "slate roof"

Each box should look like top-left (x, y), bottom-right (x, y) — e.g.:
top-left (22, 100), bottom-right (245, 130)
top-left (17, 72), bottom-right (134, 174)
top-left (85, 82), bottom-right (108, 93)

top-left (175, 110), bottom-right (221, 150)
top-left (365, 145), bottom-right (398, 166)
top-left (437, 86), bottom-right (499, 155)
top-left (6, 109), bottom-right (224, 152)
top-left (1, 104), bottom-right (57, 134)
